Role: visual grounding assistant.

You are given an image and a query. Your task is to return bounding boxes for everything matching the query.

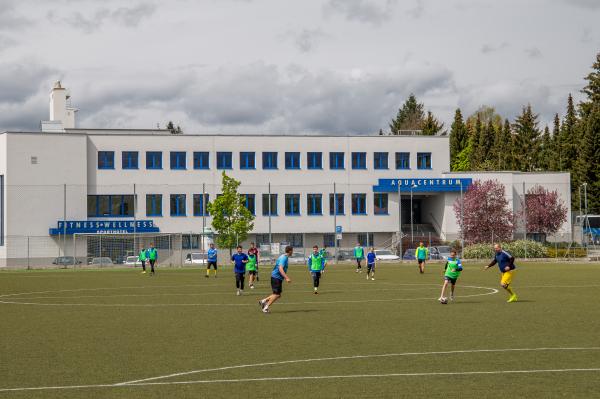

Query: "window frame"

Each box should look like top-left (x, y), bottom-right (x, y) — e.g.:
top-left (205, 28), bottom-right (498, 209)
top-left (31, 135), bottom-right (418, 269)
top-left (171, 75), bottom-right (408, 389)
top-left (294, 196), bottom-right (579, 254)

top-left (87, 195), bottom-right (134, 217)
top-left (307, 152), bottom-right (323, 169)
top-left (170, 194), bottom-right (187, 217)
top-left (417, 152), bottom-right (432, 170)
top-left (170, 151), bottom-right (187, 170)
top-left (351, 152), bottom-right (367, 170)
top-left (262, 152), bottom-right (278, 170)
top-left (395, 152), bottom-right (410, 170)
top-left (374, 152), bottom-right (388, 170)
top-left (374, 193), bottom-right (389, 215)
top-left (285, 194), bottom-right (301, 216)
top-left (351, 193), bottom-right (367, 215)
top-left (307, 193), bottom-right (323, 216)
top-left (193, 193), bottom-right (210, 216)
top-left (285, 152), bottom-right (301, 170)
top-left (146, 194), bottom-right (163, 217)
top-left (98, 151), bottom-right (115, 170)
top-left (146, 151), bottom-right (163, 170)
top-left (122, 151), bottom-right (139, 170)
top-left (239, 152), bottom-right (256, 170)
top-left (216, 152), bottom-right (233, 170)
top-left (329, 152), bottom-right (345, 170)
top-left (193, 152), bottom-right (210, 170)
top-left (262, 193), bottom-right (278, 216)
top-left (243, 193), bottom-right (256, 215)
top-left (329, 193), bottom-right (345, 215)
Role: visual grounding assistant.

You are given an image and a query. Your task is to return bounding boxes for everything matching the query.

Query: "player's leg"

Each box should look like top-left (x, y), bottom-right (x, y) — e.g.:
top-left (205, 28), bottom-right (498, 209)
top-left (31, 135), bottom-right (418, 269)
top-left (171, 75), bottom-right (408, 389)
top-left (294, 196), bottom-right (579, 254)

top-left (150, 260), bottom-right (155, 274)
top-left (141, 260), bottom-right (146, 273)
top-left (450, 280), bottom-right (456, 301)
top-left (240, 273), bottom-right (245, 292)
top-left (313, 272), bottom-right (320, 293)
top-left (213, 263), bottom-right (218, 277)
top-left (501, 271), bottom-right (517, 302)
top-left (205, 264), bottom-right (210, 278)
top-left (371, 264), bottom-right (375, 280)
top-left (439, 279), bottom-right (449, 301)
top-left (235, 272), bottom-right (242, 294)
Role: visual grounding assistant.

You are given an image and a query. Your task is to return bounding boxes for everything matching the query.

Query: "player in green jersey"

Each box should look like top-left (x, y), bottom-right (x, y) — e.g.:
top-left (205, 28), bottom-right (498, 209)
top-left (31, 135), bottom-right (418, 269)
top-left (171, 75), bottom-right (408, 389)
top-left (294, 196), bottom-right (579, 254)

top-left (439, 249), bottom-right (463, 303)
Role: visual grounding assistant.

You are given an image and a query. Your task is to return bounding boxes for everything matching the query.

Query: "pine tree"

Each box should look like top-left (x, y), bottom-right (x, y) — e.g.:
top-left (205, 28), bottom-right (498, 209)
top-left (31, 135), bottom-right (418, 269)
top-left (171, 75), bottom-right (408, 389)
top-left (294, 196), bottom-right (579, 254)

top-left (538, 126), bottom-right (552, 170)
top-left (574, 103), bottom-right (600, 213)
top-left (449, 109), bottom-right (468, 169)
top-left (550, 113), bottom-right (561, 171)
top-left (421, 111), bottom-right (445, 135)
top-left (499, 119), bottom-right (513, 170)
top-left (389, 94), bottom-right (425, 134)
top-left (469, 116), bottom-right (483, 169)
top-left (580, 52), bottom-right (600, 118)
top-left (492, 121), bottom-right (503, 169)
top-left (559, 94), bottom-right (578, 171)
top-left (466, 105), bottom-right (503, 130)
top-left (512, 104), bottom-right (541, 171)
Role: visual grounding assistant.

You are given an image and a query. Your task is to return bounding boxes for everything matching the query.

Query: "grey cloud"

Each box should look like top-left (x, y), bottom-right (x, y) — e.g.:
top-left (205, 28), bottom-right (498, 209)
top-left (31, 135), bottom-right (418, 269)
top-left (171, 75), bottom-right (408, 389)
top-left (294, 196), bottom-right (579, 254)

top-left (288, 29), bottom-right (329, 53)
top-left (72, 62), bottom-right (454, 134)
top-left (481, 42), bottom-right (509, 54)
top-left (0, 35), bottom-right (17, 52)
top-left (580, 28), bottom-right (593, 43)
top-left (407, 0), bottom-right (424, 19)
top-left (561, 0), bottom-right (600, 9)
top-left (525, 47), bottom-right (542, 58)
top-left (0, 1), bottom-right (33, 31)
top-left (47, 3), bottom-right (156, 34)
top-left (0, 62), bottom-right (58, 103)
top-left (323, 0), bottom-right (397, 25)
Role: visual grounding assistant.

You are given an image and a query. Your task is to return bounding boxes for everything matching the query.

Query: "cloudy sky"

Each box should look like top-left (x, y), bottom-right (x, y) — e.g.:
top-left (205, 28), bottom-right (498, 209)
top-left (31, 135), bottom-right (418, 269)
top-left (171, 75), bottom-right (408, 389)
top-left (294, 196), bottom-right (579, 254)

top-left (0, 0), bottom-right (598, 134)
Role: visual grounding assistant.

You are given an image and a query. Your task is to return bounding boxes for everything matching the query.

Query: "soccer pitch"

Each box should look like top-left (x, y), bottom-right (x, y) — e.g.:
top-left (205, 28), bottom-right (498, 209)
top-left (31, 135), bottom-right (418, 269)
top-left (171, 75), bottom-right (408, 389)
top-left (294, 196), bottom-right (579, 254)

top-left (1, 262), bottom-right (599, 398)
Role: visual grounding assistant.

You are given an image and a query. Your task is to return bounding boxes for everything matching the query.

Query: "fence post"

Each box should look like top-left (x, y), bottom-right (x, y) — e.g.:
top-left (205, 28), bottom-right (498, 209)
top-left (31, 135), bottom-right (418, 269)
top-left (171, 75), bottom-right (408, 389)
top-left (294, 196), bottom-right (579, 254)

top-left (179, 233), bottom-right (183, 268)
top-left (72, 234), bottom-right (76, 269)
top-left (27, 236), bottom-right (30, 270)
top-left (523, 181), bottom-right (527, 260)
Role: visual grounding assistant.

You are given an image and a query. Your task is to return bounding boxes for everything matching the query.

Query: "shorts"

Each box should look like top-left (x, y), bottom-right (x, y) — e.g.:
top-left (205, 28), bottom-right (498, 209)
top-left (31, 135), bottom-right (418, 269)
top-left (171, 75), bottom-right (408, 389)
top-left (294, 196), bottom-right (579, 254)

top-left (501, 270), bottom-right (514, 286)
top-left (417, 259), bottom-right (426, 265)
top-left (248, 270), bottom-right (257, 275)
top-left (271, 277), bottom-right (283, 295)
top-left (367, 263), bottom-right (375, 270)
top-left (207, 261), bottom-right (217, 269)
top-left (444, 276), bottom-right (457, 285)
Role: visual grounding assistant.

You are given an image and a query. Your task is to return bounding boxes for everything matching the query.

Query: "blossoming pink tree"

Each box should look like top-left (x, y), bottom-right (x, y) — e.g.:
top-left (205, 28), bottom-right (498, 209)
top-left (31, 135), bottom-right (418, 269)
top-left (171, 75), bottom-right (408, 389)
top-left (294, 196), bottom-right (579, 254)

top-left (523, 185), bottom-right (568, 240)
top-left (454, 179), bottom-right (515, 244)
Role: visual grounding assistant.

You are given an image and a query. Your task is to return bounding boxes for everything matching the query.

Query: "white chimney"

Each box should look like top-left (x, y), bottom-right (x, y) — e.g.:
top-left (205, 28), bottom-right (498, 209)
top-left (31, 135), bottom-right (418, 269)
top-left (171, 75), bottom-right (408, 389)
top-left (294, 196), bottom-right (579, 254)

top-left (49, 81), bottom-right (77, 129)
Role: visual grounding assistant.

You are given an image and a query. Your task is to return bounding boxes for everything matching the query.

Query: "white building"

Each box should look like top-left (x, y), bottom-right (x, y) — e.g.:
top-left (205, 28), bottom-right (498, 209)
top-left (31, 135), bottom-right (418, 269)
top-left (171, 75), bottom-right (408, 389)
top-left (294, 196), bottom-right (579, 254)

top-left (0, 83), bottom-right (572, 266)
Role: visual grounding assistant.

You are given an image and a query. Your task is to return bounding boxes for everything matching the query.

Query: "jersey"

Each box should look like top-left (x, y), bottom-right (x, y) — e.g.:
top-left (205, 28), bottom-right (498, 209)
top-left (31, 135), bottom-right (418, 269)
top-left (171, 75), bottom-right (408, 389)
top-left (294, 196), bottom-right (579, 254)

top-left (354, 246), bottom-right (365, 259)
top-left (231, 253), bottom-right (248, 274)
top-left (207, 248), bottom-right (218, 262)
top-left (246, 254), bottom-right (257, 271)
top-left (138, 250), bottom-right (147, 261)
top-left (367, 252), bottom-right (376, 264)
top-left (490, 250), bottom-right (516, 273)
top-left (147, 248), bottom-right (157, 261)
top-left (444, 257), bottom-right (463, 279)
top-left (271, 254), bottom-right (289, 280)
top-left (415, 246), bottom-right (429, 260)
top-left (307, 253), bottom-right (325, 272)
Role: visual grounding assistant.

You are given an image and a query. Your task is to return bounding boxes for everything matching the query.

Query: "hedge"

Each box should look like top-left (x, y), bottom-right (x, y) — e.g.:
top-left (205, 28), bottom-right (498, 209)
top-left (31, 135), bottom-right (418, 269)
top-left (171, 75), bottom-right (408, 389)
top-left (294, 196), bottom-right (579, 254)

top-left (463, 240), bottom-right (548, 259)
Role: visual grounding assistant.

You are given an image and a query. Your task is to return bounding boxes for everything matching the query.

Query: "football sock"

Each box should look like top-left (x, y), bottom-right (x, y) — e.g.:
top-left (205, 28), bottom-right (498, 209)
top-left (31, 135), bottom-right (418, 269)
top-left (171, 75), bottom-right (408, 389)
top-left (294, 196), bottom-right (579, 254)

top-left (506, 286), bottom-right (515, 296)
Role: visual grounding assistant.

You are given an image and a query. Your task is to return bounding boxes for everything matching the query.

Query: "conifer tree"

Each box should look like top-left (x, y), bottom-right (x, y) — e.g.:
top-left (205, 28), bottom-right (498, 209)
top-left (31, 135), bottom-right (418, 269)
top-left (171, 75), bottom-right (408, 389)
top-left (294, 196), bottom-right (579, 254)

top-left (512, 104), bottom-right (541, 171)
top-left (421, 111), bottom-right (445, 135)
top-left (449, 109), bottom-right (468, 169)
top-left (389, 94), bottom-right (425, 134)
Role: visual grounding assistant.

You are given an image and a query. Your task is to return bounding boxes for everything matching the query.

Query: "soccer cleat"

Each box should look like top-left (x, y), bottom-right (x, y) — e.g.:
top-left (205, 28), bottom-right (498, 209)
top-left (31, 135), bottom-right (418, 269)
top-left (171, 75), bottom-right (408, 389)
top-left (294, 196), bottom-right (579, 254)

top-left (314, 291), bottom-right (318, 295)
top-left (371, 277), bottom-right (375, 281)
top-left (366, 274), bottom-right (370, 280)
top-left (450, 295), bottom-right (454, 301)
top-left (205, 275), bottom-right (209, 278)
top-left (356, 269), bottom-right (359, 273)
top-left (507, 295), bottom-right (518, 303)
top-left (262, 307), bottom-right (270, 313)
top-left (236, 290), bottom-right (240, 296)
top-left (250, 284), bottom-right (255, 289)
top-left (141, 271), bottom-right (146, 274)
top-left (259, 299), bottom-right (266, 309)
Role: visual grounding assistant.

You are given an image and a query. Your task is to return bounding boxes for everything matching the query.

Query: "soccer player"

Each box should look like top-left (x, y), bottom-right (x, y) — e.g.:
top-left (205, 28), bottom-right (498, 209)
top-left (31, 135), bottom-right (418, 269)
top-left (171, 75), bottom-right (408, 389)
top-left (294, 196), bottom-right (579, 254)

top-left (259, 245), bottom-right (292, 313)
top-left (147, 244), bottom-right (158, 275)
top-left (307, 245), bottom-right (326, 294)
top-left (248, 242), bottom-right (259, 281)
top-left (366, 247), bottom-right (376, 280)
top-left (484, 243), bottom-right (518, 303)
top-left (247, 251), bottom-right (258, 289)
top-left (206, 242), bottom-right (218, 278)
top-left (439, 249), bottom-right (462, 303)
top-left (139, 246), bottom-right (147, 274)
top-left (231, 245), bottom-right (248, 296)
top-left (415, 242), bottom-right (429, 274)
top-left (354, 243), bottom-right (365, 273)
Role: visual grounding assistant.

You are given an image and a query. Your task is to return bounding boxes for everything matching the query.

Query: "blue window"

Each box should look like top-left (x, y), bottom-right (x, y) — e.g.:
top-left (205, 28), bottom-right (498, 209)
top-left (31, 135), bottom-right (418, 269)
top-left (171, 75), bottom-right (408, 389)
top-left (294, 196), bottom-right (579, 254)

top-left (87, 195), bottom-right (134, 217)
top-left (329, 193), bottom-right (344, 215)
top-left (285, 152), bottom-right (300, 169)
top-left (262, 194), bottom-right (278, 216)
top-left (240, 152), bottom-right (256, 169)
top-left (285, 194), bottom-right (300, 216)
top-left (329, 152), bottom-right (344, 169)
top-left (217, 152), bottom-right (232, 169)
top-left (170, 194), bottom-right (186, 216)
top-left (352, 152), bottom-right (367, 169)
top-left (351, 193), bottom-right (367, 215)
top-left (193, 152), bottom-right (209, 169)
top-left (193, 194), bottom-right (209, 216)
top-left (417, 152), bottom-right (432, 169)
top-left (243, 194), bottom-right (256, 214)
top-left (146, 151), bottom-right (162, 169)
top-left (122, 151), bottom-right (138, 169)
top-left (307, 152), bottom-right (322, 169)
top-left (146, 194), bottom-right (162, 216)
top-left (98, 151), bottom-right (114, 169)
top-left (262, 152), bottom-right (278, 169)
top-left (307, 194), bottom-right (322, 215)
top-left (374, 152), bottom-right (388, 169)
top-left (395, 152), bottom-right (410, 170)
top-left (170, 152), bottom-right (186, 170)
top-left (374, 193), bottom-right (388, 215)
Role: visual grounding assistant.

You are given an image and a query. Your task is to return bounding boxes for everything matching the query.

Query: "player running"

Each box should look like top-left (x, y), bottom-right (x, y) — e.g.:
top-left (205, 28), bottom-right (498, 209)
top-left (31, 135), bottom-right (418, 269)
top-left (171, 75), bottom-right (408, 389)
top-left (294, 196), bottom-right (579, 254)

top-left (415, 242), bottom-right (429, 274)
top-left (259, 246), bottom-right (292, 313)
top-left (247, 251), bottom-right (258, 289)
top-left (366, 247), bottom-right (376, 280)
top-left (231, 245), bottom-right (248, 296)
top-left (147, 244), bottom-right (158, 275)
top-left (354, 243), bottom-right (365, 273)
top-left (248, 242), bottom-right (259, 281)
top-left (139, 246), bottom-right (147, 274)
top-left (307, 245), bottom-right (326, 294)
top-left (206, 243), bottom-right (218, 278)
top-left (484, 243), bottom-right (518, 303)
top-left (439, 249), bottom-right (462, 303)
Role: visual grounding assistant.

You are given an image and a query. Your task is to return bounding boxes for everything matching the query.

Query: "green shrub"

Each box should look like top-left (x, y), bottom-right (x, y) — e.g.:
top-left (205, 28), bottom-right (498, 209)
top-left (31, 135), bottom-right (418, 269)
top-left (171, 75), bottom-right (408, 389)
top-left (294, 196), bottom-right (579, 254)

top-left (463, 240), bottom-right (548, 259)
top-left (546, 247), bottom-right (588, 258)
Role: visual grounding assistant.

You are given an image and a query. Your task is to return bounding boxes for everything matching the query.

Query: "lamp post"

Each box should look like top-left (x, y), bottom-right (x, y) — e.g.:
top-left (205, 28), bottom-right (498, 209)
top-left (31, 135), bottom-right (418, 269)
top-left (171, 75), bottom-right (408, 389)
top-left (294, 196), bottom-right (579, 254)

top-left (410, 183), bottom-right (417, 246)
top-left (398, 181), bottom-right (402, 259)
top-left (460, 180), bottom-right (464, 258)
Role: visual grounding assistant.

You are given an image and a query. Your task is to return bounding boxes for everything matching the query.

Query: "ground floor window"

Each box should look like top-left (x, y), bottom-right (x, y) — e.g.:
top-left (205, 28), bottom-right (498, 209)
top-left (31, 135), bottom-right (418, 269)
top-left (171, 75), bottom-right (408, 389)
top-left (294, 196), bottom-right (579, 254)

top-left (182, 234), bottom-right (200, 250)
top-left (374, 193), bottom-right (388, 215)
top-left (323, 233), bottom-right (335, 248)
top-left (88, 195), bottom-right (134, 217)
top-left (255, 234), bottom-right (270, 246)
top-left (285, 233), bottom-right (303, 247)
top-left (357, 233), bottom-right (374, 247)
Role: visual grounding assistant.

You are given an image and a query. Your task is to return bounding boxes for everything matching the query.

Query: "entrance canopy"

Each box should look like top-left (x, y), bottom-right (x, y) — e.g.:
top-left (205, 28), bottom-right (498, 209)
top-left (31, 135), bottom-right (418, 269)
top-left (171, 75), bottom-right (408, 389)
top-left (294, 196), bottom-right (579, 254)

top-left (373, 178), bottom-right (472, 193)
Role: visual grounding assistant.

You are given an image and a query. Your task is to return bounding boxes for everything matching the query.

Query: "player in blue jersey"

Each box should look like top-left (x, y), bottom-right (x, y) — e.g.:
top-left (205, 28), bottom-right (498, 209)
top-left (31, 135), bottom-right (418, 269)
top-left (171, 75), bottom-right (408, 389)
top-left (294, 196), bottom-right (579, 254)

top-left (231, 245), bottom-right (248, 296)
top-left (206, 243), bottom-right (218, 278)
top-left (259, 246), bottom-right (293, 313)
top-left (366, 247), bottom-right (376, 281)
top-left (484, 243), bottom-right (518, 303)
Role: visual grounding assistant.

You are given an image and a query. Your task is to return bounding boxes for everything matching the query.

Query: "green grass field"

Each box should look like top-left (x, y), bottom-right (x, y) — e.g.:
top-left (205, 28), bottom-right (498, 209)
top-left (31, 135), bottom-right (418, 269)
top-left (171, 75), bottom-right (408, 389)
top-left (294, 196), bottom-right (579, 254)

top-left (1, 261), bottom-right (600, 398)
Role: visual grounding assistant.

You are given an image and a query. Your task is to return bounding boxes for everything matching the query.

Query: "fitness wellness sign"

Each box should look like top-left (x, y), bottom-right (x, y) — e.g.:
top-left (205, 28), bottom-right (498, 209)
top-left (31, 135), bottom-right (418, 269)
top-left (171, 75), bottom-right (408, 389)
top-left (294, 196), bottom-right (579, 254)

top-left (49, 220), bottom-right (159, 235)
top-left (373, 178), bottom-right (472, 193)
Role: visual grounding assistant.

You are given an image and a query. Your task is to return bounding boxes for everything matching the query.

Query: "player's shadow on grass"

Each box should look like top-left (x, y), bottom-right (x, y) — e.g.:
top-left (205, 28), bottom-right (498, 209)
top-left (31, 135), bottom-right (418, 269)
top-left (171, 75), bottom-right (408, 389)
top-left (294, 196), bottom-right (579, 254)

top-left (277, 309), bottom-right (320, 314)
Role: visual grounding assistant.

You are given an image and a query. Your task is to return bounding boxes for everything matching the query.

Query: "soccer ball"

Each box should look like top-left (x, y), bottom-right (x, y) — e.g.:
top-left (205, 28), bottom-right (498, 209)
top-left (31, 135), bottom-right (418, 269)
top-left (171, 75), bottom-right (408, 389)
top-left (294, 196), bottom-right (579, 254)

top-left (440, 297), bottom-right (448, 304)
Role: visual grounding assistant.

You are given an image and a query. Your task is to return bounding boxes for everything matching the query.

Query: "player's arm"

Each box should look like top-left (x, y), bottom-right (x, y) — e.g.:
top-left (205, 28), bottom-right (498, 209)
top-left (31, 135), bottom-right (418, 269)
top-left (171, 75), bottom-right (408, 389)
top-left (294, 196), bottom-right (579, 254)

top-left (444, 261), bottom-right (448, 273)
top-left (306, 256), bottom-right (311, 271)
top-left (484, 258), bottom-right (497, 270)
top-left (278, 265), bottom-right (291, 282)
top-left (456, 259), bottom-right (463, 271)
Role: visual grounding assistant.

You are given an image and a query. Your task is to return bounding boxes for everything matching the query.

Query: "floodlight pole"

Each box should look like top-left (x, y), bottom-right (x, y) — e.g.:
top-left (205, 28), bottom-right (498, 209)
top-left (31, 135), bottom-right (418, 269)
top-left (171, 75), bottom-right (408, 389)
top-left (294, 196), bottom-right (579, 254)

top-left (63, 183), bottom-right (67, 257)
top-left (133, 183), bottom-right (137, 255)
top-left (202, 182), bottom-right (206, 253)
top-left (410, 184), bottom-right (415, 246)
top-left (460, 180), bottom-right (464, 258)
top-left (333, 182), bottom-right (338, 263)
top-left (583, 182), bottom-right (588, 249)
top-left (268, 182), bottom-right (272, 245)
top-left (398, 181), bottom-right (402, 259)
